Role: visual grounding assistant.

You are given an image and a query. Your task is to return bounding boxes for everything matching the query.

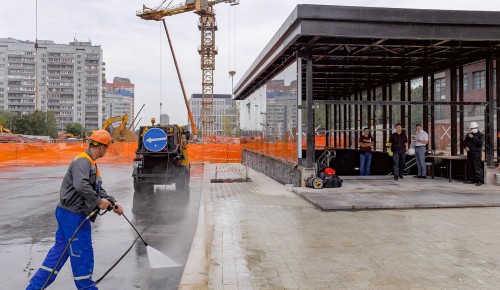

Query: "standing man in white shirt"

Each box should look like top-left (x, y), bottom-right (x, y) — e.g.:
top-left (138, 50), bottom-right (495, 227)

top-left (413, 124), bottom-right (429, 178)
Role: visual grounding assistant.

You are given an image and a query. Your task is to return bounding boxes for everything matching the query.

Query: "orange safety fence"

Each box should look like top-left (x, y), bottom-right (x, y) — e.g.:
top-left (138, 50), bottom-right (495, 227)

top-left (0, 142), bottom-right (243, 166)
top-left (187, 143), bottom-right (242, 163)
top-left (0, 142), bottom-right (137, 166)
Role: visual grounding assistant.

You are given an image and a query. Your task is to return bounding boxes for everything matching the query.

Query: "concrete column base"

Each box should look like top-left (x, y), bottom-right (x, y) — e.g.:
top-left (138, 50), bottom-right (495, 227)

top-left (300, 167), bottom-right (316, 187)
top-left (484, 165), bottom-right (499, 185)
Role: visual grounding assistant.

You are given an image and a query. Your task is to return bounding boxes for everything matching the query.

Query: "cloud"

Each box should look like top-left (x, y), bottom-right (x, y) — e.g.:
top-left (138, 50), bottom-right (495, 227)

top-left (1, 0), bottom-right (499, 126)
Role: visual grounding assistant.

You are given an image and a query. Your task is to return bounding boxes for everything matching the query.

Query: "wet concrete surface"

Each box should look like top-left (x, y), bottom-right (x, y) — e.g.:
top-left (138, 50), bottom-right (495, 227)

top-left (0, 163), bottom-right (202, 289)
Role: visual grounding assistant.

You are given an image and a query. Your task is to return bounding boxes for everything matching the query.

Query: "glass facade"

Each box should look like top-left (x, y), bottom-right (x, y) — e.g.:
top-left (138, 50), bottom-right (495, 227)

top-left (240, 61), bottom-right (298, 163)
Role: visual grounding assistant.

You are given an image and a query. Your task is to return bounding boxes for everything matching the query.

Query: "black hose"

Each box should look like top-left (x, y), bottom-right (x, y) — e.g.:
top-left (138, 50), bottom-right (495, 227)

top-left (122, 213), bottom-right (148, 246)
top-left (94, 234), bottom-right (140, 286)
top-left (41, 208), bottom-right (99, 290)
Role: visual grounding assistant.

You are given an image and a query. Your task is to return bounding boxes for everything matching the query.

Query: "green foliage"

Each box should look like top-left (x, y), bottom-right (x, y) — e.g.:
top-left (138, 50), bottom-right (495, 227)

top-left (10, 111), bottom-right (58, 138)
top-left (0, 110), bottom-right (17, 129)
top-left (65, 122), bottom-right (86, 136)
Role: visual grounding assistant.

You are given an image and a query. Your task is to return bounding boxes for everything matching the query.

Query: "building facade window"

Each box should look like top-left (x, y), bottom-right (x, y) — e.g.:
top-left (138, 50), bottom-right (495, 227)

top-left (472, 70), bottom-right (485, 89)
top-left (434, 78), bottom-right (446, 100)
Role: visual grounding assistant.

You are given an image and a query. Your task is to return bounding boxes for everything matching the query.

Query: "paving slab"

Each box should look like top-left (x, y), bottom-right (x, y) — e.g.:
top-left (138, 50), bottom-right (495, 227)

top-left (293, 175), bottom-right (500, 211)
top-left (181, 165), bottom-right (500, 289)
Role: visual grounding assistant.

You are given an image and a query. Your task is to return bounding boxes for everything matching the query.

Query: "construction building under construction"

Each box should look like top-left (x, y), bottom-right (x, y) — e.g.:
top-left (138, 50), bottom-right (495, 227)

top-left (234, 4), bottom-right (500, 186)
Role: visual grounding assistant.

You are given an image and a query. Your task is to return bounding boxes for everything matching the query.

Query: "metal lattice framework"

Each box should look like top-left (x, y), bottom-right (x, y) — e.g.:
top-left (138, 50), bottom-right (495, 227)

top-left (137, 0), bottom-right (239, 140)
top-left (199, 13), bottom-right (217, 138)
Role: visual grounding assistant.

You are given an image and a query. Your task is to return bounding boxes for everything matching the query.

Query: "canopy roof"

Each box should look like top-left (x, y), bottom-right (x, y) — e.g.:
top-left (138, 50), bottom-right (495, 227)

top-left (234, 5), bottom-right (500, 100)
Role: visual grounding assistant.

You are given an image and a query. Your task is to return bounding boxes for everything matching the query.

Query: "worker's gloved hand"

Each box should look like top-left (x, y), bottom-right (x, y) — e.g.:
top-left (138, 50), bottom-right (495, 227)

top-left (98, 198), bottom-right (112, 210)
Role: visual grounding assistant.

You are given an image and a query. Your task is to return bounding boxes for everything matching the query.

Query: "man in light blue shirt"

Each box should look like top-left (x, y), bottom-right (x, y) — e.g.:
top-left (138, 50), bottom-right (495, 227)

top-left (413, 124), bottom-right (429, 178)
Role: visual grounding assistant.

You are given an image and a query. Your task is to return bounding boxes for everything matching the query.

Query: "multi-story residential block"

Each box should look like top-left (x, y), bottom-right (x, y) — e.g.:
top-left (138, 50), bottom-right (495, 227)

top-left (188, 94), bottom-right (238, 136)
top-left (102, 92), bottom-right (133, 128)
top-left (0, 37), bottom-right (104, 131)
top-left (103, 77), bottom-right (135, 129)
top-left (105, 77), bottom-right (135, 119)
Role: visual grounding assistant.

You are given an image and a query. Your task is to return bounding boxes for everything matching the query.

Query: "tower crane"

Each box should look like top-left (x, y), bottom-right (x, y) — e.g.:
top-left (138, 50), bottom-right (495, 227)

top-left (137, 0), bottom-right (239, 140)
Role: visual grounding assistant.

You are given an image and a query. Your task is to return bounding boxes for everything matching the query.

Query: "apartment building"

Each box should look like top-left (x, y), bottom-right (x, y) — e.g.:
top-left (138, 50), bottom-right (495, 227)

top-left (188, 94), bottom-right (238, 136)
top-left (105, 77), bottom-right (135, 118)
top-left (0, 38), bottom-right (104, 131)
top-left (102, 92), bottom-right (133, 128)
top-left (104, 77), bottom-right (135, 128)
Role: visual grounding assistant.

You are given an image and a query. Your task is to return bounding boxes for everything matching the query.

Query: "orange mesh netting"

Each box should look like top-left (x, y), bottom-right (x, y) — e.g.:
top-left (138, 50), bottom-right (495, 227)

top-left (0, 142), bottom-right (243, 166)
top-left (187, 143), bottom-right (242, 163)
top-left (0, 142), bottom-right (137, 166)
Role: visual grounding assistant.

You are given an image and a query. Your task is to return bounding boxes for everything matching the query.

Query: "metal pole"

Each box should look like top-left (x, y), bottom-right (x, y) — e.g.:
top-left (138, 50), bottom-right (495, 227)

top-left (496, 56), bottom-right (500, 160)
top-left (354, 92), bottom-right (359, 149)
top-left (400, 80), bottom-right (406, 128)
top-left (486, 54), bottom-right (495, 166)
top-left (306, 52), bottom-right (314, 168)
top-left (325, 104), bottom-right (330, 147)
top-left (162, 19), bottom-right (198, 136)
top-left (430, 73), bottom-right (436, 152)
top-left (459, 66), bottom-right (465, 155)
top-left (407, 79), bottom-right (412, 134)
top-left (450, 62), bottom-right (458, 156)
top-left (423, 73), bottom-right (429, 133)
top-left (382, 85), bottom-right (387, 152)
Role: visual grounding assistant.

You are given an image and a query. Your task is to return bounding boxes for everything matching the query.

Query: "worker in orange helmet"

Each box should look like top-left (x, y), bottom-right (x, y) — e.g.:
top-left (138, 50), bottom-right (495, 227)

top-left (27, 130), bottom-right (124, 290)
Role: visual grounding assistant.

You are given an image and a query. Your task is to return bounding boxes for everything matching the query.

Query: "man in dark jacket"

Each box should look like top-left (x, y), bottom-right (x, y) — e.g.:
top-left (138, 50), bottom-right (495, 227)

top-left (27, 130), bottom-right (124, 290)
top-left (463, 122), bottom-right (484, 186)
top-left (388, 123), bottom-right (408, 180)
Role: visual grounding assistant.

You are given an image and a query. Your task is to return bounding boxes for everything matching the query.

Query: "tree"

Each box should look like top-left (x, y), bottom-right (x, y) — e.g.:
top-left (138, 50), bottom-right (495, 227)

top-left (0, 110), bottom-right (17, 130)
top-left (65, 122), bottom-right (86, 137)
top-left (11, 111), bottom-right (58, 138)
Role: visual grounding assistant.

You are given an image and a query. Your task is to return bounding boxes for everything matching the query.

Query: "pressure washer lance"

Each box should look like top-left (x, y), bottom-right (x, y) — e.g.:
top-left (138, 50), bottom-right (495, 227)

top-left (120, 211), bottom-right (180, 269)
top-left (42, 200), bottom-right (179, 289)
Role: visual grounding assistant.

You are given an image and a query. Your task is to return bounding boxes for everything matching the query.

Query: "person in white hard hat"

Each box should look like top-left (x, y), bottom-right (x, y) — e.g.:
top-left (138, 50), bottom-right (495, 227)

top-left (462, 121), bottom-right (484, 186)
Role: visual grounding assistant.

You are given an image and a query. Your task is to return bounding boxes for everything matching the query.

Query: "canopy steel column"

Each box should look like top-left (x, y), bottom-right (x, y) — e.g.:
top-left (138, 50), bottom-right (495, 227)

top-left (354, 93), bottom-right (359, 149)
top-left (486, 54), bottom-right (495, 166)
top-left (430, 73), bottom-right (436, 151)
top-left (343, 102), bottom-right (347, 147)
top-left (333, 104), bottom-right (338, 147)
top-left (348, 98), bottom-right (352, 148)
top-left (306, 53), bottom-right (314, 168)
top-left (423, 73), bottom-right (429, 132)
top-left (382, 85), bottom-right (388, 152)
top-left (360, 92), bottom-right (365, 131)
top-left (326, 104), bottom-right (330, 147)
top-left (459, 65), bottom-right (465, 155)
top-left (372, 88), bottom-right (377, 149)
top-left (407, 79), bottom-right (412, 134)
top-left (389, 85), bottom-right (393, 131)
top-left (400, 80), bottom-right (406, 128)
top-left (450, 63), bottom-right (458, 156)
top-left (367, 90), bottom-right (372, 130)
top-left (497, 57), bottom-right (500, 159)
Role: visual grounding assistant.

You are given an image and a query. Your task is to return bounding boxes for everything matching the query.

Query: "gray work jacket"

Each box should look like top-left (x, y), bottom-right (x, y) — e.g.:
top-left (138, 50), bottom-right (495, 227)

top-left (58, 149), bottom-right (115, 216)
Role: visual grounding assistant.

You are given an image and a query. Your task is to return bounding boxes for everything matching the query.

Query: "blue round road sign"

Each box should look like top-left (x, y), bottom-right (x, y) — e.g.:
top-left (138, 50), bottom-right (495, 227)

top-left (143, 128), bottom-right (167, 152)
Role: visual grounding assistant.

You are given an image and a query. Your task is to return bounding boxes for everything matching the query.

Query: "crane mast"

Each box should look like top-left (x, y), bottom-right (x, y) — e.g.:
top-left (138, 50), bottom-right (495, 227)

top-left (137, 0), bottom-right (239, 140)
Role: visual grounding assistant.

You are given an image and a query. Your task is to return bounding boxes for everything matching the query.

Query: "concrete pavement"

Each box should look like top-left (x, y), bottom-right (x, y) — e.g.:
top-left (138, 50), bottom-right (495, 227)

top-left (181, 164), bottom-right (500, 289)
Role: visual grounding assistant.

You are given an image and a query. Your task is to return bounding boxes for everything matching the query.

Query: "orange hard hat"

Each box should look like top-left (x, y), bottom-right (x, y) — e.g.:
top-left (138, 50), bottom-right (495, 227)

top-left (89, 130), bottom-right (113, 146)
top-left (324, 167), bottom-right (335, 176)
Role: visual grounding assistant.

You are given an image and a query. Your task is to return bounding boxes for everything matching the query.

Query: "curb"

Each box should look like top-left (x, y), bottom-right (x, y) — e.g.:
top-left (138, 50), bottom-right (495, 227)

top-left (179, 163), bottom-right (213, 289)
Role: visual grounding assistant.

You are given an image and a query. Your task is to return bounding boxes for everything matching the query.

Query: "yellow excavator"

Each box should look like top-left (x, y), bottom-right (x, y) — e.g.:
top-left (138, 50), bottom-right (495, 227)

top-left (0, 126), bottom-right (12, 134)
top-left (58, 132), bottom-right (75, 142)
top-left (103, 114), bottom-right (129, 141)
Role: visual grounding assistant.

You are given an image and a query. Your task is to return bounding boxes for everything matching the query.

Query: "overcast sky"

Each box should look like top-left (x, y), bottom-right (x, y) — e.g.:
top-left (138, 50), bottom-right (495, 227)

top-left (1, 0), bottom-right (499, 126)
